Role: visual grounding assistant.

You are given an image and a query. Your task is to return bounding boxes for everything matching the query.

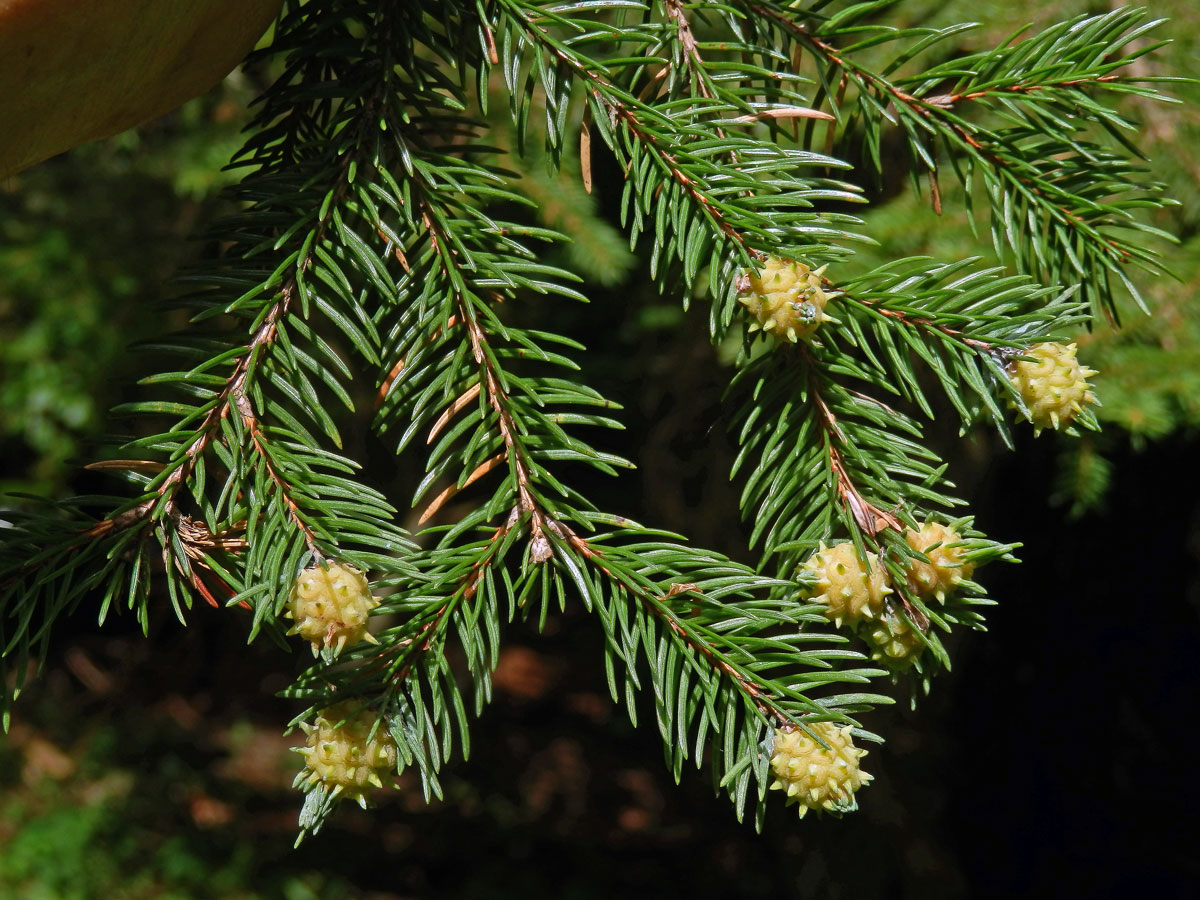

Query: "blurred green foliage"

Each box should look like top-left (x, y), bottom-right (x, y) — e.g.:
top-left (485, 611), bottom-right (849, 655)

top-left (0, 79), bottom-right (257, 497)
top-left (0, 709), bottom-right (357, 900)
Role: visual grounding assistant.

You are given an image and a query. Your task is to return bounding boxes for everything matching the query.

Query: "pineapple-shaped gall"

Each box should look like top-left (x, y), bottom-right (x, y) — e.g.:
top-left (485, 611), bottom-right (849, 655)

top-left (738, 256), bottom-right (833, 342)
top-left (769, 722), bottom-right (872, 817)
top-left (903, 521), bottom-right (974, 602)
top-left (863, 607), bottom-right (925, 671)
top-left (296, 702), bottom-right (398, 807)
top-left (1010, 341), bottom-right (1097, 434)
top-left (287, 562), bottom-right (379, 655)
top-left (799, 541), bottom-right (893, 628)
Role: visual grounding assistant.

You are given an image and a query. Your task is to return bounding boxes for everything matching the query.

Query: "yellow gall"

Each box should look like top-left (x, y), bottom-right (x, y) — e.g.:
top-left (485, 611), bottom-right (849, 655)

top-left (738, 257), bottom-right (833, 343)
top-left (1010, 341), bottom-right (1097, 435)
top-left (903, 521), bottom-right (974, 603)
top-left (296, 702), bottom-right (398, 808)
top-left (799, 541), bottom-right (893, 628)
top-left (286, 562), bottom-right (380, 655)
top-left (863, 607), bottom-right (925, 671)
top-left (769, 722), bottom-right (872, 817)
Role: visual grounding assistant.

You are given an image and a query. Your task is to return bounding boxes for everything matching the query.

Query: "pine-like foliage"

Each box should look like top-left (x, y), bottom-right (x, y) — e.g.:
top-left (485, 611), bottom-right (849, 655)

top-left (0, 0), bottom-right (1183, 837)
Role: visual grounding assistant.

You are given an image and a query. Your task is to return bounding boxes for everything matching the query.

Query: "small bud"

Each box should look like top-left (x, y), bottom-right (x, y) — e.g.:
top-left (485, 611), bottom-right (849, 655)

top-left (798, 541), bottom-right (892, 629)
top-left (297, 701), bottom-right (398, 807)
top-left (862, 606), bottom-right (925, 671)
top-left (1010, 342), bottom-right (1097, 435)
top-left (769, 722), bottom-right (872, 817)
top-left (903, 521), bottom-right (974, 602)
top-left (738, 257), bottom-right (833, 342)
top-left (286, 562), bottom-right (380, 655)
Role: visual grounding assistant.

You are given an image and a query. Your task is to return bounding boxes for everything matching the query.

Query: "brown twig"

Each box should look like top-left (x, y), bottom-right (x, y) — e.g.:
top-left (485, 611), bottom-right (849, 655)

top-left (835, 287), bottom-right (998, 355)
top-left (664, 0), bottom-right (716, 102)
top-left (800, 346), bottom-right (902, 537)
top-left (944, 74), bottom-right (1121, 104)
top-left (236, 395), bottom-right (324, 558)
top-left (556, 524), bottom-right (786, 724)
top-left (456, 295), bottom-right (553, 560)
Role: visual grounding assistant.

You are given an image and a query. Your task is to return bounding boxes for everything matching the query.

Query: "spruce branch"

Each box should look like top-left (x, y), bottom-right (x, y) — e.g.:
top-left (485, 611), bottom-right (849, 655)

top-left (3, 0), bottom-right (1184, 838)
top-left (730, 339), bottom-right (949, 578)
top-left (2, 0), bottom-right (421, 711)
top-left (826, 258), bottom-right (1090, 435)
top-left (492, 0), bottom-right (866, 331)
top-left (336, 14), bottom-right (900, 830)
top-left (552, 526), bottom-right (890, 822)
top-left (735, 1), bottom-right (1176, 318)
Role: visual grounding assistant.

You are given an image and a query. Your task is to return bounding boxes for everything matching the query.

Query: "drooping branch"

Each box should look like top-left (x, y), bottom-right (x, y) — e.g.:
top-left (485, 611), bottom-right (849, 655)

top-left (561, 526), bottom-right (790, 724)
top-left (742, 1), bottom-right (1147, 280)
top-left (456, 295), bottom-right (553, 561)
top-left (85, 94), bottom-right (379, 561)
top-left (499, 0), bottom-right (748, 247)
top-left (800, 346), bottom-right (903, 539)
